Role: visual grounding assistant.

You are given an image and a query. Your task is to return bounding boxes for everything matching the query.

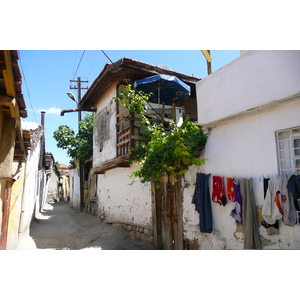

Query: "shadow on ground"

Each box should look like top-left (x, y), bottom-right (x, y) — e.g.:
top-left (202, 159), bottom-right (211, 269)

top-left (30, 201), bottom-right (155, 250)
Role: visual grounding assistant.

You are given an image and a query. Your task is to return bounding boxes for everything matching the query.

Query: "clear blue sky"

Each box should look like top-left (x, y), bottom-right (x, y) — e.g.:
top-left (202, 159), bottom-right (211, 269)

top-left (19, 50), bottom-right (240, 164)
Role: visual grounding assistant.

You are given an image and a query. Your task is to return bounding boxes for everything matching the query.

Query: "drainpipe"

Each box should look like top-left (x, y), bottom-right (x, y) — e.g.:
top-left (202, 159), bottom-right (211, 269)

top-left (38, 111), bottom-right (45, 170)
top-left (60, 108), bottom-right (96, 116)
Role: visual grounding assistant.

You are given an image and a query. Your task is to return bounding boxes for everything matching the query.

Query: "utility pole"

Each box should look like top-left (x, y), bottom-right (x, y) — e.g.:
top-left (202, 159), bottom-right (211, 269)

top-left (70, 77), bottom-right (89, 123)
top-left (69, 77), bottom-right (88, 212)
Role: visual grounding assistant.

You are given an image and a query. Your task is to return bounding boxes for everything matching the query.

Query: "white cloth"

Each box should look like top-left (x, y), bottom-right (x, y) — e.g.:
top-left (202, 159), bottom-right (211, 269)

top-left (262, 178), bottom-right (282, 225)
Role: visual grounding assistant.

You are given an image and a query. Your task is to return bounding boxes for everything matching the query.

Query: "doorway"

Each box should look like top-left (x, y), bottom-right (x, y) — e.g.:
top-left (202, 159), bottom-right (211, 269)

top-left (152, 175), bottom-right (183, 250)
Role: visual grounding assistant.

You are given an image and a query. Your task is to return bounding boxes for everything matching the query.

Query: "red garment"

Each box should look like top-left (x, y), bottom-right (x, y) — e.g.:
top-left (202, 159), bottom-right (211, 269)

top-left (212, 176), bottom-right (227, 206)
top-left (226, 177), bottom-right (235, 202)
top-left (274, 191), bottom-right (283, 214)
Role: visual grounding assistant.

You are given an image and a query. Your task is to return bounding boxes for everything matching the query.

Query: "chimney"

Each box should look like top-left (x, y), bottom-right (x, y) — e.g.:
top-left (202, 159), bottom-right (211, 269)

top-left (41, 111), bottom-right (46, 129)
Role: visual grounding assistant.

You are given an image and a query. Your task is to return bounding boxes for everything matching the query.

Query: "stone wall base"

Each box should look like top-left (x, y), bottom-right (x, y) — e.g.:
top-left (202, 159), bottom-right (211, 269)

top-left (107, 222), bottom-right (154, 246)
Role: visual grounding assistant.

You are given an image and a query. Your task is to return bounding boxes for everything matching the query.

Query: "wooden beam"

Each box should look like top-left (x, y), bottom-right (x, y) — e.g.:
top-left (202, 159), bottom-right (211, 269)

top-left (0, 60), bottom-right (18, 67)
top-left (201, 50), bottom-right (212, 62)
top-left (93, 153), bottom-right (131, 174)
top-left (3, 51), bottom-right (17, 98)
top-left (118, 130), bottom-right (131, 140)
top-left (116, 138), bottom-right (131, 148)
top-left (117, 126), bottom-right (130, 135)
top-left (0, 97), bottom-right (19, 118)
top-left (116, 118), bottom-right (127, 127)
top-left (201, 50), bottom-right (212, 75)
top-left (0, 99), bottom-right (26, 161)
top-left (0, 180), bottom-right (13, 249)
top-left (1, 52), bottom-right (26, 161)
top-left (116, 108), bottom-right (129, 118)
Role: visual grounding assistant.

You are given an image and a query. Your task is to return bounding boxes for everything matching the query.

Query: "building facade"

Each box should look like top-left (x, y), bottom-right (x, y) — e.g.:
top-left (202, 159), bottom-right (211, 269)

top-left (79, 58), bottom-right (200, 248)
top-left (183, 50), bottom-right (300, 249)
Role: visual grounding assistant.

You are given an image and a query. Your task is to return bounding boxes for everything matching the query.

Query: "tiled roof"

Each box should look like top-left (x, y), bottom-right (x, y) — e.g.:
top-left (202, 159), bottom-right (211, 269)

top-left (80, 57), bottom-right (200, 108)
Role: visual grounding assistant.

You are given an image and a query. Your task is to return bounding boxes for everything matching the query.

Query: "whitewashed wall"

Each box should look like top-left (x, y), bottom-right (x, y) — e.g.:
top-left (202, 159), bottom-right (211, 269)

top-left (69, 168), bottom-right (80, 209)
top-left (197, 50), bottom-right (300, 126)
top-left (92, 84), bottom-right (153, 228)
top-left (183, 100), bottom-right (300, 249)
top-left (19, 138), bottom-right (42, 233)
top-left (10, 137), bottom-right (43, 249)
top-left (47, 170), bottom-right (59, 202)
top-left (96, 166), bottom-right (152, 228)
top-left (182, 50), bottom-right (300, 249)
top-left (93, 85), bottom-right (117, 167)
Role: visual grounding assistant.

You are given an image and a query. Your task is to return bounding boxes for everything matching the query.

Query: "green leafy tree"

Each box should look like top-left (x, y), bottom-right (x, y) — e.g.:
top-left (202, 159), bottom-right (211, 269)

top-left (114, 84), bottom-right (207, 188)
top-left (53, 114), bottom-right (93, 162)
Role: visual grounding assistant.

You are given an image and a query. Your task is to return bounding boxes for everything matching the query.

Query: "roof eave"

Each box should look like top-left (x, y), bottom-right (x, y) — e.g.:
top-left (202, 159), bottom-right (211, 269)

top-left (79, 57), bottom-right (201, 109)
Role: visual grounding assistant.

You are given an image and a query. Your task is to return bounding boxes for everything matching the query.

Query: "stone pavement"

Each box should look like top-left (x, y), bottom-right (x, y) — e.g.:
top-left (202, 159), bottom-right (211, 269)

top-left (17, 201), bottom-right (156, 250)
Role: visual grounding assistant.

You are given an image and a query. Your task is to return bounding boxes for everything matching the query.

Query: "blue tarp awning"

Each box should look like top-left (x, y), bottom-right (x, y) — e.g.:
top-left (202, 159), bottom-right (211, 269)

top-left (134, 74), bottom-right (190, 104)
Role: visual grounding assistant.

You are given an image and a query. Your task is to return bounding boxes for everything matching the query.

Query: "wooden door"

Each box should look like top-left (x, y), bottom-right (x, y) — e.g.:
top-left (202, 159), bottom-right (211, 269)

top-left (153, 175), bottom-right (183, 250)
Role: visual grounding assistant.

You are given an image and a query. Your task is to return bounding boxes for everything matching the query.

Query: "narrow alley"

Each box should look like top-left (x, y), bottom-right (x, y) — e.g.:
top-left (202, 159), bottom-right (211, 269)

top-left (19, 201), bottom-right (155, 250)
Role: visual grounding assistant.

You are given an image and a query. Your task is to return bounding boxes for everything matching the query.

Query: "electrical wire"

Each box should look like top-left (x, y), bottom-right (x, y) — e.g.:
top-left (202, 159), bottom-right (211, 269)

top-left (72, 50), bottom-right (85, 80)
top-left (18, 51), bottom-right (38, 123)
top-left (71, 51), bottom-right (78, 79)
top-left (87, 50), bottom-right (97, 79)
top-left (101, 50), bottom-right (128, 81)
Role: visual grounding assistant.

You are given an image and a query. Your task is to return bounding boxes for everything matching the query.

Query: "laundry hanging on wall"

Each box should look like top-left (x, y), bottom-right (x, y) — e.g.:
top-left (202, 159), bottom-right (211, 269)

top-left (230, 178), bottom-right (242, 226)
top-left (192, 173), bottom-right (213, 233)
top-left (262, 176), bottom-right (298, 232)
top-left (287, 175), bottom-right (300, 211)
top-left (262, 177), bottom-right (285, 225)
top-left (240, 178), bottom-right (261, 249)
top-left (226, 177), bottom-right (235, 202)
top-left (261, 177), bottom-right (279, 235)
top-left (191, 172), bottom-right (299, 249)
top-left (208, 174), bottom-right (299, 230)
top-left (212, 175), bottom-right (227, 206)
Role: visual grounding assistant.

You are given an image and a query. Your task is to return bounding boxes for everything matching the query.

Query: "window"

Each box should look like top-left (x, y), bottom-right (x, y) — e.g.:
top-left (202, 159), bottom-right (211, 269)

top-left (94, 109), bottom-right (110, 146)
top-left (276, 127), bottom-right (300, 176)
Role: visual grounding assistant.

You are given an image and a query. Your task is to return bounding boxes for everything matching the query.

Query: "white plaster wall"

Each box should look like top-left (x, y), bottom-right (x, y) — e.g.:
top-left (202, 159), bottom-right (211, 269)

top-left (182, 100), bottom-right (300, 249)
top-left (69, 168), bottom-right (80, 209)
top-left (47, 171), bottom-right (59, 202)
top-left (197, 50), bottom-right (300, 125)
top-left (93, 85), bottom-right (117, 167)
top-left (96, 166), bottom-right (152, 227)
top-left (92, 83), bottom-right (153, 230)
top-left (18, 138), bottom-right (42, 235)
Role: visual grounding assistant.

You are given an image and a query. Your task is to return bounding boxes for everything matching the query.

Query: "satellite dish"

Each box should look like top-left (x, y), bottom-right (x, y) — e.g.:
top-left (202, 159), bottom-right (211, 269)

top-left (158, 65), bottom-right (171, 70)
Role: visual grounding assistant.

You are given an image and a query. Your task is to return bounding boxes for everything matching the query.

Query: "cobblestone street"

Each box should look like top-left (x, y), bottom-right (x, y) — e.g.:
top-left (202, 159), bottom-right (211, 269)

top-left (19, 201), bottom-right (155, 250)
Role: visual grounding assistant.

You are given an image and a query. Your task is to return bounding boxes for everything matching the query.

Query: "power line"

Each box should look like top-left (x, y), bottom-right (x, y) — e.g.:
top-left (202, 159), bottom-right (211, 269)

top-left (18, 51), bottom-right (38, 123)
top-left (87, 50), bottom-right (97, 79)
top-left (71, 51), bottom-right (78, 79)
top-left (72, 50), bottom-right (85, 80)
top-left (101, 50), bottom-right (128, 81)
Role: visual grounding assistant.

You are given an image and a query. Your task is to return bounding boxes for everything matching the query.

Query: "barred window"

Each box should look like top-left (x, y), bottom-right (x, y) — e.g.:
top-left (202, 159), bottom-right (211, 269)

top-left (276, 127), bottom-right (300, 176)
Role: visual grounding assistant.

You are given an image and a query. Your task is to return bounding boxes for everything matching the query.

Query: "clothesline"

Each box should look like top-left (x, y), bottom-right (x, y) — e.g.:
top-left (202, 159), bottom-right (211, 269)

top-left (191, 172), bottom-right (300, 249)
top-left (199, 172), bottom-right (286, 182)
top-left (192, 173), bottom-right (261, 249)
